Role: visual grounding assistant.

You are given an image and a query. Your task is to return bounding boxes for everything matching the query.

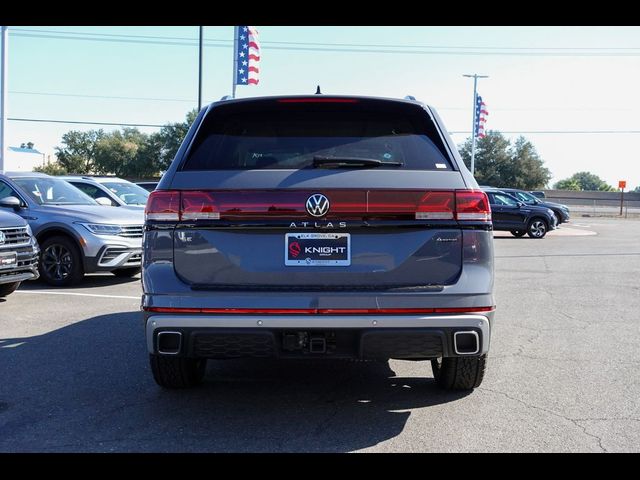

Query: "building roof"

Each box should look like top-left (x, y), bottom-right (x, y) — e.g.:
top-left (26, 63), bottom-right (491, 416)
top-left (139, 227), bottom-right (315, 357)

top-left (8, 146), bottom-right (43, 155)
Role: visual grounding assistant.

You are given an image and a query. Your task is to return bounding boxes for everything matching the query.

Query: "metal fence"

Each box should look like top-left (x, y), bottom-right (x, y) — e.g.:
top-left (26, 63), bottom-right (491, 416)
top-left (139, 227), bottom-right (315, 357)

top-left (543, 190), bottom-right (640, 218)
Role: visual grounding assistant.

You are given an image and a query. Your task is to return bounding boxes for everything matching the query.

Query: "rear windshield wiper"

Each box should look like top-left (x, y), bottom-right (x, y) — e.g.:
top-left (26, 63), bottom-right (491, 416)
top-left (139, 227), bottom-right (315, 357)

top-left (313, 156), bottom-right (403, 168)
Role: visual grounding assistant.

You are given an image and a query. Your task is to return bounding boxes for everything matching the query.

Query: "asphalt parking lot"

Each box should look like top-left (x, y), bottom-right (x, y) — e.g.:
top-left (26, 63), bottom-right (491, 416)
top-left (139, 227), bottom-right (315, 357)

top-left (1, 217), bottom-right (639, 452)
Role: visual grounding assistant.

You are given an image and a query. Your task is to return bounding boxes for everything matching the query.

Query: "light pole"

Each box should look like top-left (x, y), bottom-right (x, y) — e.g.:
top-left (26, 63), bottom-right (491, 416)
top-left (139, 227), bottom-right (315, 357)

top-left (0, 26), bottom-right (8, 172)
top-left (463, 74), bottom-right (488, 176)
top-left (198, 26), bottom-right (203, 111)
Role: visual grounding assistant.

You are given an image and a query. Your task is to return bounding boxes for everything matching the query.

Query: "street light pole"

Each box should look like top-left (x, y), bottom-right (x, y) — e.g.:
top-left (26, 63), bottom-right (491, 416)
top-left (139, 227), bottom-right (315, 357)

top-left (0, 26), bottom-right (8, 172)
top-left (463, 74), bottom-right (488, 176)
top-left (197, 26), bottom-right (203, 111)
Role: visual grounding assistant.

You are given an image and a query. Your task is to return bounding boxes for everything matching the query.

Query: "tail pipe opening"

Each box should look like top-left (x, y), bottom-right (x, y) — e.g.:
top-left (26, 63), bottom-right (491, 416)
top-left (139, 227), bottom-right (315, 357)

top-left (453, 331), bottom-right (480, 355)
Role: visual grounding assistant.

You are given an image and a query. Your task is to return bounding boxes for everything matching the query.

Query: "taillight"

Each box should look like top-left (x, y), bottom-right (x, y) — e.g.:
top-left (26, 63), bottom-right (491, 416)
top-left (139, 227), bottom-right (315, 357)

top-left (367, 191), bottom-right (455, 220)
top-left (181, 191), bottom-right (220, 220)
top-left (455, 190), bottom-right (491, 222)
top-left (145, 191), bottom-right (180, 221)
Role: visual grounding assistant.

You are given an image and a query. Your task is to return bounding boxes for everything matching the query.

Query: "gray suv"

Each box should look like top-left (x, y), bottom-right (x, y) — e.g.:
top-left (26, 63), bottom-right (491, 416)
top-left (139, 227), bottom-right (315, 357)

top-left (142, 95), bottom-right (495, 390)
top-left (0, 172), bottom-right (144, 286)
top-left (61, 176), bottom-right (149, 210)
top-left (0, 209), bottom-right (39, 296)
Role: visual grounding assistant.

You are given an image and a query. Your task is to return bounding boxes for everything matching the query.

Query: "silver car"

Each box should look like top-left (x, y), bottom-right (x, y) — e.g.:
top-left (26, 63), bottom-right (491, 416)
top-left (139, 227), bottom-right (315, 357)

top-left (0, 172), bottom-right (144, 286)
top-left (60, 176), bottom-right (149, 210)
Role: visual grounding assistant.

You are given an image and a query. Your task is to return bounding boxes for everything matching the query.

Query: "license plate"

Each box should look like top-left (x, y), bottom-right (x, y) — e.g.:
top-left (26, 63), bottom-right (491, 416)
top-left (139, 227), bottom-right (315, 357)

top-left (285, 233), bottom-right (351, 266)
top-left (0, 252), bottom-right (17, 269)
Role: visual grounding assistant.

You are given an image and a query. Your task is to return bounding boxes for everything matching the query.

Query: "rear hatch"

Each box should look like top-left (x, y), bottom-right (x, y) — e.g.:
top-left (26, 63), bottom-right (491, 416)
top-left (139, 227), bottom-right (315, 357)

top-left (147, 97), bottom-right (489, 290)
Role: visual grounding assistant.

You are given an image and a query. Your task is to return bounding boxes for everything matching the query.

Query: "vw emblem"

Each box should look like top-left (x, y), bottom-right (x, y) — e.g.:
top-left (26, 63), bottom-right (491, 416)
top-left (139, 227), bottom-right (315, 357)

top-left (306, 193), bottom-right (330, 217)
top-left (0, 231), bottom-right (5, 245)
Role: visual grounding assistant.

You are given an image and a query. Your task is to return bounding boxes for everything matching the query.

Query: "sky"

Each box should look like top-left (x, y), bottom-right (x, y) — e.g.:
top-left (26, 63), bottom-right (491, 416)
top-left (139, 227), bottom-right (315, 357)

top-left (3, 25), bottom-right (640, 189)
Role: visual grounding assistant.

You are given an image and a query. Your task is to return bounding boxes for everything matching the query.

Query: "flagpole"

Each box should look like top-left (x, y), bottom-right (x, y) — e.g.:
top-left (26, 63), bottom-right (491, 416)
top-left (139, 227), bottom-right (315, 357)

top-left (232, 26), bottom-right (238, 98)
top-left (0, 26), bottom-right (8, 172)
top-left (463, 74), bottom-right (488, 176)
top-left (197, 26), bottom-right (203, 111)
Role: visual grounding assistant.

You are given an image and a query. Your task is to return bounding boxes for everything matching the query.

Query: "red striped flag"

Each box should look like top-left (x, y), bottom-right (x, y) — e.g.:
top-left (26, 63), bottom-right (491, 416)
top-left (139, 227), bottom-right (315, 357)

top-left (235, 26), bottom-right (260, 86)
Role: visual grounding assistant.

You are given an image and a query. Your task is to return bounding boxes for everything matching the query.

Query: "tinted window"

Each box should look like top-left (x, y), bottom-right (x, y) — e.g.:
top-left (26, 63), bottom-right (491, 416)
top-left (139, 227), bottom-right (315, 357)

top-left (493, 193), bottom-right (519, 207)
top-left (102, 182), bottom-right (149, 205)
top-left (182, 104), bottom-right (453, 171)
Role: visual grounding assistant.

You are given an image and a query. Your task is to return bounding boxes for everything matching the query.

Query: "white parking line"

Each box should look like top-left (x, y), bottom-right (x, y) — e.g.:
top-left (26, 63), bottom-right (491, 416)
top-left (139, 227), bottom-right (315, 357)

top-left (15, 290), bottom-right (140, 300)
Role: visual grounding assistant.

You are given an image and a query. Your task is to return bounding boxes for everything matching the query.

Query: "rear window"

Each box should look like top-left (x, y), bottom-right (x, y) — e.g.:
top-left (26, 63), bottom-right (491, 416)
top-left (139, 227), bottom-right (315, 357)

top-left (181, 101), bottom-right (454, 171)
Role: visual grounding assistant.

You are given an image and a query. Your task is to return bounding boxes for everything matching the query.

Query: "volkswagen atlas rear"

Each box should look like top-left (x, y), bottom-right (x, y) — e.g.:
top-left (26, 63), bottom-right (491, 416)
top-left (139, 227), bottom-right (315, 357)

top-left (142, 95), bottom-right (495, 390)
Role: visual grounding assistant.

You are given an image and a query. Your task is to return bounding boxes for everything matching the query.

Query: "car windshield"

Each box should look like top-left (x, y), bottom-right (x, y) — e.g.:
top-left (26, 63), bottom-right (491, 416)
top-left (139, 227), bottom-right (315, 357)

top-left (512, 191), bottom-right (538, 204)
top-left (102, 182), bottom-right (150, 205)
top-left (13, 177), bottom-right (97, 206)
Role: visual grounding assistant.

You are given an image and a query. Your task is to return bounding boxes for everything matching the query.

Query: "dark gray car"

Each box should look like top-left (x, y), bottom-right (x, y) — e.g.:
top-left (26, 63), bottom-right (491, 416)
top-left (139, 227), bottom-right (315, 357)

top-left (142, 95), bottom-right (495, 390)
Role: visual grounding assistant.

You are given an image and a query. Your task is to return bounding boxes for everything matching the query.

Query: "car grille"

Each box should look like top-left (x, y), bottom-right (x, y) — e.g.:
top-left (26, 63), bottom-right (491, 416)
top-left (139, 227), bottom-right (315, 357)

top-left (0, 226), bottom-right (31, 248)
top-left (118, 225), bottom-right (143, 238)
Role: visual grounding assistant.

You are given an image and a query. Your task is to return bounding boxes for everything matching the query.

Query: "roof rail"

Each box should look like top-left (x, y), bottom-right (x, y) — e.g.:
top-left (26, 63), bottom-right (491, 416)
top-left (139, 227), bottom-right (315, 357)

top-left (404, 95), bottom-right (417, 101)
top-left (220, 95), bottom-right (233, 101)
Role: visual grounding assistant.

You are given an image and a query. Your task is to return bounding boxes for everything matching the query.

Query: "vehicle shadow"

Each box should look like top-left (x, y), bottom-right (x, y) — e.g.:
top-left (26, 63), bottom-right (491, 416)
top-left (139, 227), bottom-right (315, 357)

top-left (0, 311), bottom-right (470, 452)
top-left (20, 273), bottom-right (141, 290)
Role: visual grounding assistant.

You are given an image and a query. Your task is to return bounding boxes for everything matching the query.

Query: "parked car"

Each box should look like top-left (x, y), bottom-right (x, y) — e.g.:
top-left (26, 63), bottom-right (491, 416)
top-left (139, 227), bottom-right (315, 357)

top-left (135, 181), bottom-right (159, 192)
top-left (483, 188), bottom-right (557, 238)
top-left (498, 188), bottom-right (569, 225)
top-left (0, 208), bottom-right (39, 297)
top-left (0, 172), bottom-right (144, 286)
top-left (61, 176), bottom-right (149, 210)
top-left (142, 94), bottom-right (495, 391)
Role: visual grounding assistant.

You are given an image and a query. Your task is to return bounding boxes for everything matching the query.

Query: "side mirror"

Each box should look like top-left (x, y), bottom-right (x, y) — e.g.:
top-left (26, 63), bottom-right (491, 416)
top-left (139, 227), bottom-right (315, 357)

top-left (0, 196), bottom-right (22, 210)
top-left (95, 197), bottom-right (114, 206)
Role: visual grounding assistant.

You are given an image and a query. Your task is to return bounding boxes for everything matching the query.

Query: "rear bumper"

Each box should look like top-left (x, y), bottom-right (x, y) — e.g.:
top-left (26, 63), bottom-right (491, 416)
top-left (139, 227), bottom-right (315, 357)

top-left (145, 313), bottom-right (492, 359)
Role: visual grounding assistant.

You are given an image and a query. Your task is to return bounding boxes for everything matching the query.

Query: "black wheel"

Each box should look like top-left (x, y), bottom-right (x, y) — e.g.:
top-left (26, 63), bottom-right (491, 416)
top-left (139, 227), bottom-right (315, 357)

top-left (510, 229), bottom-right (526, 238)
top-left (112, 267), bottom-right (141, 278)
top-left (149, 354), bottom-right (207, 389)
top-left (527, 218), bottom-right (548, 238)
top-left (0, 281), bottom-right (21, 297)
top-left (39, 236), bottom-right (84, 286)
top-left (431, 355), bottom-right (487, 390)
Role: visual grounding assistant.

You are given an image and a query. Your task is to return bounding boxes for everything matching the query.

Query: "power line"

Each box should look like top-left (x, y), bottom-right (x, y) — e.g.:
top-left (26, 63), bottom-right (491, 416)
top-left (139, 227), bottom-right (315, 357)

top-left (9, 31), bottom-right (640, 56)
top-left (8, 117), bottom-right (166, 127)
top-left (12, 27), bottom-right (640, 52)
top-left (7, 117), bottom-right (640, 133)
top-left (10, 90), bottom-right (194, 103)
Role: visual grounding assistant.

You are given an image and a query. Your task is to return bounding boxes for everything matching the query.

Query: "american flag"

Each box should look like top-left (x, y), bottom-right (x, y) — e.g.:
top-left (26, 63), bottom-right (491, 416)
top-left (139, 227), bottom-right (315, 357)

top-left (235, 26), bottom-right (260, 86)
top-left (475, 94), bottom-right (489, 138)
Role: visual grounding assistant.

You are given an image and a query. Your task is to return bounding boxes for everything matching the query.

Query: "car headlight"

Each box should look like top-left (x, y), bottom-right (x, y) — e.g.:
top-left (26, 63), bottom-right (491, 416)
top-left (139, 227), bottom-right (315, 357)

top-left (80, 223), bottom-right (123, 236)
top-left (25, 223), bottom-right (33, 237)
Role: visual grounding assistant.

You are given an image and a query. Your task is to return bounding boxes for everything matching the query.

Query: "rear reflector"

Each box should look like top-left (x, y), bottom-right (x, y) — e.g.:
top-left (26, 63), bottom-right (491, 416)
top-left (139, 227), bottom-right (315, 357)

top-left (144, 306), bottom-right (495, 314)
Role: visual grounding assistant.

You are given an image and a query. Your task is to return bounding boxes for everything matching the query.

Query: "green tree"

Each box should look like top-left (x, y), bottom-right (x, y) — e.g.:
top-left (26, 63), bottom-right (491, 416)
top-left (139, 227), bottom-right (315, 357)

top-left (94, 128), bottom-right (144, 177)
top-left (34, 162), bottom-right (68, 175)
top-left (632, 186), bottom-right (640, 193)
top-left (553, 178), bottom-right (581, 191)
top-left (554, 171), bottom-right (614, 191)
top-left (155, 109), bottom-right (198, 172)
top-left (55, 130), bottom-right (105, 174)
top-left (458, 131), bottom-right (551, 189)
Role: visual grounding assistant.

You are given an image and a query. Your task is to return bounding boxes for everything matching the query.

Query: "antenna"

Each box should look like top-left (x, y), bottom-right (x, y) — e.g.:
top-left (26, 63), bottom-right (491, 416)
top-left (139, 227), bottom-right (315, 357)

top-left (315, 85), bottom-right (322, 95)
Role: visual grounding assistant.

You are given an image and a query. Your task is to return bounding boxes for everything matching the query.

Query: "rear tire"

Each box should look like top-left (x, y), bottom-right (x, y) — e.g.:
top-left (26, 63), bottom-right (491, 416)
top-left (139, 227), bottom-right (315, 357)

top-left (431, 355), bottom-right (487, 390)
top-left (149, 354), bottom-right (207, 389)
top-left (510, 229), bottom-right (526, 237)
top-left (0, 281), bottom-right (21, 297)
top-left (112, 267), bottom-right (141, 278)
top-left (39, 236), bottom-right (84, 286)
top-left (527, 218), bottom-right (548, 238)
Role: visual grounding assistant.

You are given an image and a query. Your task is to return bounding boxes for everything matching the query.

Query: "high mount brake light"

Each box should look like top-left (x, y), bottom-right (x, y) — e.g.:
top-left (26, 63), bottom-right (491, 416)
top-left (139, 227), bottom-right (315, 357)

top-left (276, 98), bottom-right (359, 103)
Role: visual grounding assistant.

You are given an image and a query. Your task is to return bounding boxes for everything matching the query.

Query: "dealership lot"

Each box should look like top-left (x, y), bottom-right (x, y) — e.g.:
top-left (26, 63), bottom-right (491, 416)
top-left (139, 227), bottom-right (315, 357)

top-left (1, 217), bottom-right (639, 452)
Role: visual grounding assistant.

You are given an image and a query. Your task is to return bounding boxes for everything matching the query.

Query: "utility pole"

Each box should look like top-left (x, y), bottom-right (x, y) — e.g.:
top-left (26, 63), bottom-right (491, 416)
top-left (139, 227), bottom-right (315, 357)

top-left (197, 26), bottom-right (203, 111)
top-left (0, 26), bottom-right (8, 172)
top-left (232, 26), bottom-right (239, 99)
top-left (463, 74), bottom-right (488, 176)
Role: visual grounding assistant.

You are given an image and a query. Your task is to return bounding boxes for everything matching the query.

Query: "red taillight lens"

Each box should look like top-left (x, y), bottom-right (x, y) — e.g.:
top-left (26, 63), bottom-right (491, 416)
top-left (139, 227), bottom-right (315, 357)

top-left (455, 190), bottom-right (491, 222)
top-left (145, 191), bottom-right (180, 221)
top-left (367, 191), bottom-right (455, 219)
top-left (181, 191), bottom-right (220, 220)
top-left (276, 98), bottom-right (359, 103)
